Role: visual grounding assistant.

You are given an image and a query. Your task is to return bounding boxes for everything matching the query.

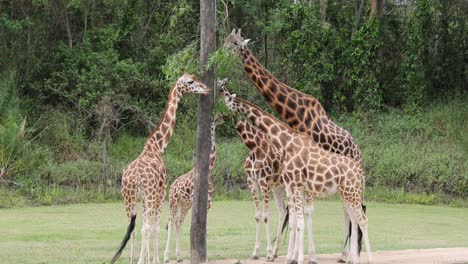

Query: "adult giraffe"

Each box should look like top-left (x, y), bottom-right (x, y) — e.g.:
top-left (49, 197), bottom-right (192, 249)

top-left (110, 73), bottom-right (211, 264)
top-left (225, 29), bottom-right (365, 262)
top-left (220, 86), bottom-right (372, 264)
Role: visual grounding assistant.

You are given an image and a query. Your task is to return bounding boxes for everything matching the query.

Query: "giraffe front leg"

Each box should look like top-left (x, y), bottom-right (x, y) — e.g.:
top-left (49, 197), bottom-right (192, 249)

top-left (303, 195), bottom-right (317, 264)
top-left (338, 205), bottom-right (350, 263)
top-left (285, 186), bottom-right (297, 264)
top-left (163, 223), bottom-right (172, 263)
top-left (164, 202), bottom-right (178, 263)
top-left (272, 187), bottom-right (286, 260)
top-left (292, 190), bottom-right (305, 264)
top-left (261, 185), bottom-right (273, 261)
top-left (175, 206), bottom-right (190, 262)
top-left (248, 177), bottom-right (262, 260)
top-left (130, 231), bottom-right (136, 264)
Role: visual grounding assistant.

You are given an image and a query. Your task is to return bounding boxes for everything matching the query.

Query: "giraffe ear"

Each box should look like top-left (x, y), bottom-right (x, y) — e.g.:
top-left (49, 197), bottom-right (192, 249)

top-left (231, 28), bottom-right (236, 35)
top-left (232, 94), bottom-right (237, 98)
top-left (237, 28), bottom-right (242, 37)
top-left (242, 39), bottom-right (250, 46)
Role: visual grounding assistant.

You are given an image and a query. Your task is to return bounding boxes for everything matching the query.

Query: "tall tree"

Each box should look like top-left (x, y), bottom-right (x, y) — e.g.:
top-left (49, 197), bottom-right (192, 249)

top-left (370, 0), bottom-right (385, 20)
top-left (190, 0), bottom-right (215, 263)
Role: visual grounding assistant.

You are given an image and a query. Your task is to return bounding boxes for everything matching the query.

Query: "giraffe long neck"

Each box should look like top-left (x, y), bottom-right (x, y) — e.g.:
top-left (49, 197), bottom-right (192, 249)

top-left (233, 97), bottom-right (296, 151)
top-left (240, 47), bottom-right (326, 132)
top-left (235, 120), bottom-right (263, 151)
top-left (208, 121), bottom-right (217, 174)
top-left (145, 85), bottom-right (181, 154)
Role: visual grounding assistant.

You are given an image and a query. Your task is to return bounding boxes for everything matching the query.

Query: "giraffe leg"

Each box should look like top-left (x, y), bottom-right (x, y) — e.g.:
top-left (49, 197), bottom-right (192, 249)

top-left (123, 183), bottom-right (137, 264)
top-left (292, 189), bottom-right (305, 264)
top-left (347, 203), bottom-right (372, 264)
top-left (342, 200), bottom-right (362, 264)
top-left (138, 205), bottom-right (153, 264)
top-left (272, 187), bottom-right (286, 260)
top-left (303, 195), bottom-right (317, 264)
top-left (248, 177), bottom-right (262, 260)
top-left (338, 205), bottom-right (350, 263)
top-left (164, 200), bottom-right (178, 263)
top-left (260, 184), bottom-right (273, 261)
top-left (176, 205), bottom-right (190, 262)
top-left (153, 198), bottom-right (164, 264)
top-left (285, 186), bottom-right (297, 264)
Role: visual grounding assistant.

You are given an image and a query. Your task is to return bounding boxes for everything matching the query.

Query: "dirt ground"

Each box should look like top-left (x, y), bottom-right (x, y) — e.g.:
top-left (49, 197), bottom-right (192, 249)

top-left (194, 248), bottom-right (468, 264)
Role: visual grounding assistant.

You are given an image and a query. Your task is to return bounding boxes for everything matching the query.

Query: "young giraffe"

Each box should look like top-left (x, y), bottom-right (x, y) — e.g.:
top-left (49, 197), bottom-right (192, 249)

top-left (220, 85), bottom-right (372, 264)
top-left (111, 73), bottom-right (211, 264)
top-left (163, 113), bottom-right (224, 263)
top-left (225, 29), bottom-right (364, 262)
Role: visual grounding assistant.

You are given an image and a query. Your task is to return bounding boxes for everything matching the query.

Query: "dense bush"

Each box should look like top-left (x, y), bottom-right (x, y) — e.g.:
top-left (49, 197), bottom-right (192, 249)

top-left (0, 0), bottom-right (466, 207)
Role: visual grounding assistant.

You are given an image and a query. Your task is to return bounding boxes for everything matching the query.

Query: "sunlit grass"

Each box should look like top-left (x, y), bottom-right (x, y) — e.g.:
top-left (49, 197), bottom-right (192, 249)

top-left (1, 200), bottom-right (467, 263)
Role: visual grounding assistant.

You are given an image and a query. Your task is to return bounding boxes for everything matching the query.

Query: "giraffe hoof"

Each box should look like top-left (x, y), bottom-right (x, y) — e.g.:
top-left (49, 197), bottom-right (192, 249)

top-left (308, 260), bottom-right (318, 264)
top-left (286, 259), bottom-right (298, 264)
top-left (336, 259), bottom-right (346, 263)
top-left (267, 256), bottom-right (274, 262)
top-left (250, 255), bottom-right (259, 260)
top-left (273, 255), bottom-right (278, 259)
top-left (177, 258), bottom-right (183, 263)
top-left (164, 260), bottom-right (170, 263)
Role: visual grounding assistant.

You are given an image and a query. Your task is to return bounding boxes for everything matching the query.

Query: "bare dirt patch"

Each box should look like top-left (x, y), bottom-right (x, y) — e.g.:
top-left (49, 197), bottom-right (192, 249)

top-left (190, 248), bottom-right (468, 264)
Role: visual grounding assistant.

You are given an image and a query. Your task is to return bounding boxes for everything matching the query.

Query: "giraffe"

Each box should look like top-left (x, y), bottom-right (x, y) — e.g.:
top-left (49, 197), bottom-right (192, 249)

top-left (219, 85), bottom-right (372, 264)
top-left (225, 29), bottom-right (364, 261)
top-left (233, 116), bottom-right (286, 261)
top-left (163, 113), bottom-right (224, 263)
top-left (110, 72), bottom-right (211, 264)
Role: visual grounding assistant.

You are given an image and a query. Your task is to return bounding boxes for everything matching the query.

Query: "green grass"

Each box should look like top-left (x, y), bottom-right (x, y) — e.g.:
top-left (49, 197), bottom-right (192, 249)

top-left (1, 200), bottom-right (467, 263)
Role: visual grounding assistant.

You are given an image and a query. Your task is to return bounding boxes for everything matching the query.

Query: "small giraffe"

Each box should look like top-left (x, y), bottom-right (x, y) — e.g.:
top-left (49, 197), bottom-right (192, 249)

top-left (220, 85), bottom-right (372, 264)
top-left (111, 72), bottom-right (211, 264)
top-left (225, 29), bottom-right (364, 261)
top-left (163, 113), bottom-right (224, 263)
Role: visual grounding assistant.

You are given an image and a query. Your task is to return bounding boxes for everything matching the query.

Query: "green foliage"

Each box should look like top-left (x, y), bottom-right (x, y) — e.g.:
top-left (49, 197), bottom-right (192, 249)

top-left (0, 114), bottom-right (50, 183)
top-left (0, 71), bottom-right (18, 115)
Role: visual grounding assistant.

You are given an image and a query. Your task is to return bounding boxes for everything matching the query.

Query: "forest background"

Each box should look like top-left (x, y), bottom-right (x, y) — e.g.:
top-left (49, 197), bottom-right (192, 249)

top-left (0, 0), bottom-right (466, 208)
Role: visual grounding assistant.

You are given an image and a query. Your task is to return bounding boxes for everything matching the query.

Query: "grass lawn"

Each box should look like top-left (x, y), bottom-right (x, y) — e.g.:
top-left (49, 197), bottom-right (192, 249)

top-left (1, 200), bottom-right (467, 263)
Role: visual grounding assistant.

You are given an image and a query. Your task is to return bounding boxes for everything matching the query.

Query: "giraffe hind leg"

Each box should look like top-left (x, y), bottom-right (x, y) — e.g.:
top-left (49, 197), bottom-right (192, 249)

top-left (164, 199), bottom-right (179, 263)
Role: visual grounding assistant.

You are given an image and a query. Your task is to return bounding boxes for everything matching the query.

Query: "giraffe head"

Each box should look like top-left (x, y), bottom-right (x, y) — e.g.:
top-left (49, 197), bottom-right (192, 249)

top-left (218, 78), bottom-right (244, 116)
top-left (213, 112), bottom-right (225, 126)
top-left (176, 72), bottom-right (211, 95)
top-left (224, 29), bottom-right (250, 51)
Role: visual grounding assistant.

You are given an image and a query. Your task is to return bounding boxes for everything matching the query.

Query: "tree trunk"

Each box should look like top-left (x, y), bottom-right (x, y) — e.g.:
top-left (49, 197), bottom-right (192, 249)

top-left (59, 0), bottom-right (73, 48)
top-left (320, 0), bottom-right (327, 22)
top-left (370, 0), bottom-right (384, 20)
top-left (190, 0), bottom-right (215, 263)
top-left (353, 0), bottom-right (365, 33)
top-left (102, 139), bottom-right (107, 194)
top-left (83, 1), bottom-right (88, 43)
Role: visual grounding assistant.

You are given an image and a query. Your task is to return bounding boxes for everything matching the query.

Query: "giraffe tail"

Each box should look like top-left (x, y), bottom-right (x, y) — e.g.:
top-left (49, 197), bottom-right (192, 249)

top-left (272, 205), bottom-right (289, 244)
top-left (357, 204), bottom-right (366, 255)
top-left (111, 214), bottom-right (137, 264)
top-left (281, 205), bottom-right (289, 235)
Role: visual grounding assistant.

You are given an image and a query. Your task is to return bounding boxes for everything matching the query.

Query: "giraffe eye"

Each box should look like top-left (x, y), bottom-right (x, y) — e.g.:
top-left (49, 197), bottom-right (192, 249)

top-left (188, 80), bottom-right (194, 84)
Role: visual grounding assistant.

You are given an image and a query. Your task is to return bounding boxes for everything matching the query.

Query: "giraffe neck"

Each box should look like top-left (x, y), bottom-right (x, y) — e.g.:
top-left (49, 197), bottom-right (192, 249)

top-left (233, 97), bottom-right (297, 151)
top-left (208, 121), bottom-right (217, 174)
top-left (239, 47), bottom-right (326, 132)
top-left (145, 85), bottom-right (181, 154)
top-left (235, 119), bottom-right (264, 151)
